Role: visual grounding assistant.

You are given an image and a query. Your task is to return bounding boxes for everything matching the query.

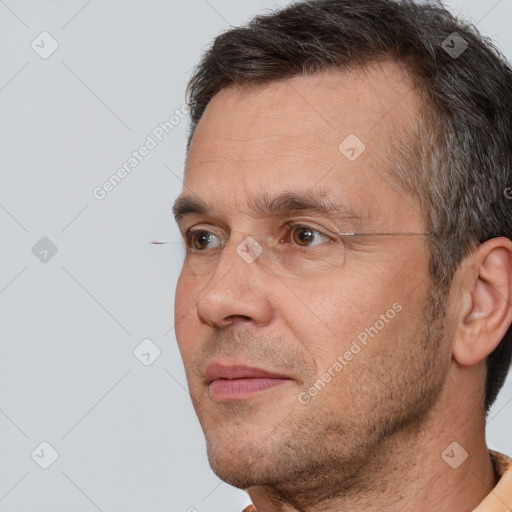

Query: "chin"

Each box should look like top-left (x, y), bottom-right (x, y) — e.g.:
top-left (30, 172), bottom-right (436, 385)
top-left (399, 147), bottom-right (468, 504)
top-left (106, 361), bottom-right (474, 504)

top-left (206, 438), bottom-right (271, 489)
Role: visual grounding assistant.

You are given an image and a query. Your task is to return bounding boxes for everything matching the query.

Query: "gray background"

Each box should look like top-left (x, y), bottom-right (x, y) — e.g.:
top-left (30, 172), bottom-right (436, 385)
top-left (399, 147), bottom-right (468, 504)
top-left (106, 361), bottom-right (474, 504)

top-left (0, 1), bottom-right (511, 511)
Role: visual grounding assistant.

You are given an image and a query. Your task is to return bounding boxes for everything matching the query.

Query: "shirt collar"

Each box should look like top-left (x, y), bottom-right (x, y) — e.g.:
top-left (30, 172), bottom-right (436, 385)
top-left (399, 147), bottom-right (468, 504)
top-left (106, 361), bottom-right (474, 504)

top-left (472, 450), bottom-right (512, 511)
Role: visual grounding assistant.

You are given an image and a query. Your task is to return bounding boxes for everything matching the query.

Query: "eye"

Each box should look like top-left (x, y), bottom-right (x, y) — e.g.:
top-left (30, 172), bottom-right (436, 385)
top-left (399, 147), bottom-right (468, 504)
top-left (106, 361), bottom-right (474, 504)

top-left (186, 229), bottom-right (223, 251)
top-left (289, 225), bottom-right (331, 247)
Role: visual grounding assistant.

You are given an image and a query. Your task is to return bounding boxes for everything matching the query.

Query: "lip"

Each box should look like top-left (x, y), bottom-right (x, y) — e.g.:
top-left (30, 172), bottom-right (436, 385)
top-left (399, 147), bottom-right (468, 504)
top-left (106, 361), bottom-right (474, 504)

top-left (204, 362), bottom-right (294, 402)
top-left (204, 362), bottom-right (292, 383)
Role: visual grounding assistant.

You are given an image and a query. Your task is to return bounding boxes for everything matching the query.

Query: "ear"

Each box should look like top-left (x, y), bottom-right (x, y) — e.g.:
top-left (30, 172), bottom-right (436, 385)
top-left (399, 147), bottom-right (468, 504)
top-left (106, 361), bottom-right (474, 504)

top-left (452, 237), bottom-right (512, 366)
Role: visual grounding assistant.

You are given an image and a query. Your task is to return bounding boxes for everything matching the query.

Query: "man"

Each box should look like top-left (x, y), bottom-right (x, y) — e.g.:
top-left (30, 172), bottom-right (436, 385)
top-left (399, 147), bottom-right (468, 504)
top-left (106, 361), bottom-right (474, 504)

top-left (172, 0), bottom-right (512, 510)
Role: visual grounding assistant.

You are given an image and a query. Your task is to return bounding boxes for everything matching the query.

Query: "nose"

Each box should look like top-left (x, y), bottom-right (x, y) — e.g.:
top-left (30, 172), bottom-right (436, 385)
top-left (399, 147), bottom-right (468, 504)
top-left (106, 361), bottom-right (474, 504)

top-left (193, 234), bottom-right (274, 330)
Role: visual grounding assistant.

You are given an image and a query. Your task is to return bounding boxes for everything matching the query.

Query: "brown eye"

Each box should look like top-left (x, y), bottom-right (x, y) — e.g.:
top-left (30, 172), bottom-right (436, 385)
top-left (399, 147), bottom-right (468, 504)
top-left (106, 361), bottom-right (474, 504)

top-left (291, 226), bottom-right (329, 247)
top-left (187, 230), bottom-right (221, 251)
top-left (292, 227), bottom-right (314, 246)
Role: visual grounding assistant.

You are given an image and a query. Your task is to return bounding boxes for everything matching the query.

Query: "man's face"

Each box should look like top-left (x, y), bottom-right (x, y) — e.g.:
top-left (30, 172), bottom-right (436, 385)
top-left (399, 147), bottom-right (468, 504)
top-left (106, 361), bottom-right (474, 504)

top-left (174, 63), bottom-right (452, 496)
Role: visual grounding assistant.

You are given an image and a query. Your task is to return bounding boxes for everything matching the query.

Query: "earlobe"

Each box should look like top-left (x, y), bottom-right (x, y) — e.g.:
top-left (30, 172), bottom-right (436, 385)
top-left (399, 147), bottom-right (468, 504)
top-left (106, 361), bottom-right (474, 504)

top-left (452, 239), bottom-right (512, 367)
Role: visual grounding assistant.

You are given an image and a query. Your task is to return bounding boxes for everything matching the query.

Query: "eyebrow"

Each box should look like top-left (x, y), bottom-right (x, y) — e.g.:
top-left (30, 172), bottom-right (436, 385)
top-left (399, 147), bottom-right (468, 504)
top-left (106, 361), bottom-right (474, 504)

top-left (172, 190), bottom-right (363, 225)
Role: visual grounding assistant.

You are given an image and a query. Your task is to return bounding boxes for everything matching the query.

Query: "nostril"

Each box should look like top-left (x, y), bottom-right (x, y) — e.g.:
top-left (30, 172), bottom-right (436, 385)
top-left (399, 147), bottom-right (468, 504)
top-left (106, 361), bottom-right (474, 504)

top-left (212, 315), bottom-right (253, 330)
top-left (232, 315), bottom-right (252, 322)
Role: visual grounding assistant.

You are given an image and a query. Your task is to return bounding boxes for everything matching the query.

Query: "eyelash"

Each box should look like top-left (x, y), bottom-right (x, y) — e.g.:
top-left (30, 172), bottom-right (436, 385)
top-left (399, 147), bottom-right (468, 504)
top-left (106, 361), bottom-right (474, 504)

top-left (184, 223), bottom-right (334, 252)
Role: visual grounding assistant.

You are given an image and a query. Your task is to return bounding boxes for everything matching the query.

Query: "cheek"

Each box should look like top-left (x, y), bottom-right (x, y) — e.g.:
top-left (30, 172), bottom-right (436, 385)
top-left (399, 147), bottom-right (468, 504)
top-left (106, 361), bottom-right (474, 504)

top-left (174, 275), bottom-right (200, 362)
top-left (174, 269), bottom-right (205, 328)
top-left (276, 275), bottom-right (371, 368)
top-left (280, 262), bottom-right (428, 370)
top-left (174, 271), bottom-right (193, 314)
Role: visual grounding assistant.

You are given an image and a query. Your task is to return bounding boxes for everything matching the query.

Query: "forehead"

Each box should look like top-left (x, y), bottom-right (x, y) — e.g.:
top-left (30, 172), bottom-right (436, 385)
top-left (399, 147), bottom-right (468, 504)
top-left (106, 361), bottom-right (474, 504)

top-left (182, 62), bottom-right (424, 230)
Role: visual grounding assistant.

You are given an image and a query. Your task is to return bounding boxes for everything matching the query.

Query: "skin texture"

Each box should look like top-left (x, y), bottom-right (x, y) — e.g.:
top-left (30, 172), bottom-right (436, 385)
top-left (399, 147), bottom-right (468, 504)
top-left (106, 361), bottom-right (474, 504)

top-left (173, 62), bottom-right (512, 511)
